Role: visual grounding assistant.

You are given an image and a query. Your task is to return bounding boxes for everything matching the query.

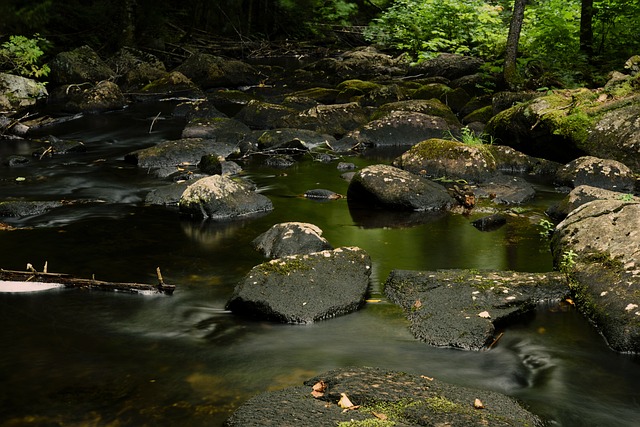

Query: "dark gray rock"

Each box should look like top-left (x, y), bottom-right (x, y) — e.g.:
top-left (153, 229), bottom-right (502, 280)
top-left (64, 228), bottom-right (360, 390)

top-left (234, 100), bottom-right (297, 130)
top-left (224, 367), bottom-right (543, 427)
top-left (252, 222), bottom-right (333, 258)
top-left (551, 199), bottom-right (640, 353)
top-left (179, 175), bottom-right (273, 220)
top-left (347, 164), bottom-right (454, 211)
top-left (471, 214), bottom-right (507, 231)
top-left (372, 99), bottom-right (461, 127)
top-left (0, 72), bottom-right (48, 112)
top-left (384, 269), bottom-right (568, 350)
top-left (173, 99), bottom-right (227, 121)
top-left (256, 128), bottom-right (336, 152)
top-left (182, 117), bottom-right (250, 141)
top-left (124, 138), bottom-right (239, 178)
top-left (339, 111), bottom-right (453, 149)
top-left (107, 47), bottom-right (167, 91)
top-left (198, 154), bottom-right (223, 175)
top-left (51, 80), bottom-right (126, 113)
top-left (226, 246), bottom-right (371, 323)
top-left (0, 200), bottom-right (64, 217)
top-left (136, 71), bottom-right (204, 100)
top-left (173, 52), bottom-right (260, 89)
top-left (304, 189), bottom-right (342, 200)
top-left (48, 45), bottom-right (114, 85)
top-left (555, 155), bottom-right (636, 192)
top-left (275, 102), bottom-right (372, 137)
top-left (144, 182), bottom-right (189, 206)
top-left (486, 145), bottom-right (562, 176)
top-left (546, 185), bottom-right (640, 221)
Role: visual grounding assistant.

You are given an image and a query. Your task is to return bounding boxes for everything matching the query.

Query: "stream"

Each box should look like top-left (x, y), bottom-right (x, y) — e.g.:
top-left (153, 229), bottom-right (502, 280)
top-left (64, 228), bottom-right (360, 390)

top-left (1, 101), bottom-right (639, 426)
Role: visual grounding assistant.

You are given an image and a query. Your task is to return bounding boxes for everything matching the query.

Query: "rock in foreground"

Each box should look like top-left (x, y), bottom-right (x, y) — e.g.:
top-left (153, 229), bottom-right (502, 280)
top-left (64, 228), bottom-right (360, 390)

top-left (224, 367), bottom-right (543, 427)
top-left (226, 247), bottom-right (371, 323)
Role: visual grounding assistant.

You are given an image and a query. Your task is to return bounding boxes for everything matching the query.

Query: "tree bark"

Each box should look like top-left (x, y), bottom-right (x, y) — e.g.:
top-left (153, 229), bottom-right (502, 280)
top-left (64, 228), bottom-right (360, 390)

top-left (503, 0), bottom-right (527, 90)
top-left (580, 0), bottom-right (594, 58)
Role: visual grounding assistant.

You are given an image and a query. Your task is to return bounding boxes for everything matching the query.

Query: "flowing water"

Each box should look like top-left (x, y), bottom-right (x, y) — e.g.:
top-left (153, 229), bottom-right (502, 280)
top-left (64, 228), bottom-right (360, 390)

top-left (0, 102), bottom-right (639, 426)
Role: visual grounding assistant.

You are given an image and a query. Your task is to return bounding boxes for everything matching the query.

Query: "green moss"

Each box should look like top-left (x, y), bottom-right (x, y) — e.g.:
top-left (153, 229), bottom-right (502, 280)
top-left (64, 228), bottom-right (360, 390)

top-left (337, 419), bottom-right (396, 427)
top-left (256, 258), bottom-right (311, 276)
top-left (424, 396), bottom-right (464, 413)
top-left (337, 79), bottom-right (381, 93)
top-left (362, 399), bottom-right (418, 421)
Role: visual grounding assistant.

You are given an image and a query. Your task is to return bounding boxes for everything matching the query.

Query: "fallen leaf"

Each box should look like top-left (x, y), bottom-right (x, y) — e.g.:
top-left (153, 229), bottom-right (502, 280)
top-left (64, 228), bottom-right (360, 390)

top-left (478, 311), bottom-right (491, 319)
top-left (420, 375), bottom-right (434, 381)
top-left (311, 380), bottom-right (327, 397)
top-left (474, 398), bottom-right (485, 409)
top-left (372, 412), bottom-right (388, 420)
top-left (414, 299), bottom-right (422, 309)
top-left (565, 298), bottom-right (575, 305)
top-left (338, 393), bottom-right (355, 409)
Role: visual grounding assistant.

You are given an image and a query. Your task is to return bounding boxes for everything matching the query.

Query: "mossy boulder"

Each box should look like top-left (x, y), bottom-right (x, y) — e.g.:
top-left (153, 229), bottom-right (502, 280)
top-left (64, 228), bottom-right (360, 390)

top-left (336, 79), bottom-right (382, 102)
top-left (56, 80), bottom-right (126, 113)
top-left (394, 138), bottom-right (497, 183)
top-left (107, 47), bottom-right (167, 91)
top-left (372, 99), bottom-right (460, 127)
top-left (275, 102), bottom-right (372, 137)
top-left (234, 99), bottom-right (297, 129)
top-left (139, 71), bottom-right (203, 99)
top-left (0, 73), bottom-right (47, 113)
top-left (173, 52), bottom-right (260, 88)
top-left (408, 53), bottom-right (484, 80)
top-left (252, 222), bottom-right (333, 258)
top-left (48, 45), bottom-right (114, 85)
top-left (554, 156), bottom-right (636, 192)
top-left (551, 199), bottom-right (640, 353)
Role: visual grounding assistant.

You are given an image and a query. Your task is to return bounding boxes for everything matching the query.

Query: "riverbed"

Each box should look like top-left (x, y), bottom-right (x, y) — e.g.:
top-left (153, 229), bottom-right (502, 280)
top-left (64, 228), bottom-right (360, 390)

top-left (0, 101), bottom-right (639, 426)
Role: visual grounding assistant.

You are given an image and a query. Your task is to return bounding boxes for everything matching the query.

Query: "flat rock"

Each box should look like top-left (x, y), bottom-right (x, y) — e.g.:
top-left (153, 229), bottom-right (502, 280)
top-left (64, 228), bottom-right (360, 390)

top-left (226, 246), bottom-right (371, 323)
top-left (384, 269), bottom-right (568, 350)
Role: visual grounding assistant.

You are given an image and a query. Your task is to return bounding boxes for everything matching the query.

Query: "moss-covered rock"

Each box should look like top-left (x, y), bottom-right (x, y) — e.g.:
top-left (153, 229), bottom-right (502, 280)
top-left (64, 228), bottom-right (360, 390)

top-left (372, 99), bottom-right (460, 127)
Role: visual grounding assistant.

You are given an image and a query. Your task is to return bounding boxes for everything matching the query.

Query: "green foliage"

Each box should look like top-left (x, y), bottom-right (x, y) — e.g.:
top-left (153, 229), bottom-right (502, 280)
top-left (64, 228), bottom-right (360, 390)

top-left (447, 126), bottom-right (493, 146)
top-left (560, 249), bottom-right (578, 276)
top-left (0, 34), bottom-right (50, 79)
top-left (538, 218), bottom-right (555, 239)
top-left (364, 0), bottom-right (507, 60)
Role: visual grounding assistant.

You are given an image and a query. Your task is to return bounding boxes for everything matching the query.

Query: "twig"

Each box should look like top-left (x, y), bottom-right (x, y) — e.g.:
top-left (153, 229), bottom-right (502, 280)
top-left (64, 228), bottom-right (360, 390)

top-left (149, 112), bottom-right (162, 133)
top-left (487, 332), bottom-right (504, 350)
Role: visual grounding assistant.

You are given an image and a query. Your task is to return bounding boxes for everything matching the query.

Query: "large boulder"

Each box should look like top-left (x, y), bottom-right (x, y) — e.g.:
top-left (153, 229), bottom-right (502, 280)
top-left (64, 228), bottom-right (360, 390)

top-left (551, 199), bottom-right (640, 352)
top-left (274, 102), bottom-right (372, 137)
top-left (0, 73), bottom-right (47, 112)
top-left (339, 111), bottom-right (453, 149)
top-left (181, 116), bottom-right (250, 141)
top-left (384, 269), bottom-right (568, 350)
top-left (252, 222), bottom-right (333, 258)
top-left (347, 164), bottom-right (454, 211)
top-left (138, 71), bottom-right (204, 99)
top-left (234, 100), bottom-right (297, 130)
top-left (372, 99), bottom-right (461, 127)
top-left (124, 138), bottom-right (239, 178)
top-left (224, 367), bottom-right (543, 427)
top-left (107, 47), bottom-right (168, 91)
top-left (179, 175), bottom-right (272, 220)
top-left (51, 80), bottom-right (126, 113)
top-left (547, 185), bottom-right (640, 221)
top-left (255, 128), bottom-right (336, 152)
top-left (173, 52), bottom-right (260, 89)
top-left (48, 45), bottom-right (114, 85)
top-left (393, 138), bottom-right (497, 183)
top-left (554, 155), bottom-right (636, 192)
top-left (225, 246), bottom-right (371, 323)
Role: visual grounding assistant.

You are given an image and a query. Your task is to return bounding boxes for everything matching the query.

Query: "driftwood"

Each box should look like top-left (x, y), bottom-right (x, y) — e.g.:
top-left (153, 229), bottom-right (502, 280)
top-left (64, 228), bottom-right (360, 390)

top-left (0, 265), bottom-right (175, 295)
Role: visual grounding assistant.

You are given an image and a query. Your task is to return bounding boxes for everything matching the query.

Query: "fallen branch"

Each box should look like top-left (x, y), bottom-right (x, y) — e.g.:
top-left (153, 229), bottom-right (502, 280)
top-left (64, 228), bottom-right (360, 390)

top-left (0, 266), bottom-right (176, 295)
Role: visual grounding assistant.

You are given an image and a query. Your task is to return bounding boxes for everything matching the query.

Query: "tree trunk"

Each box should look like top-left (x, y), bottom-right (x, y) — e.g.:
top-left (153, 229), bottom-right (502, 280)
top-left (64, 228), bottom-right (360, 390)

top-left (121, 0), bottom-right (137, 47)
top-left (580, 0), bottom-right (594, 58)
top-left (503, 0), bottom-right (527, 90)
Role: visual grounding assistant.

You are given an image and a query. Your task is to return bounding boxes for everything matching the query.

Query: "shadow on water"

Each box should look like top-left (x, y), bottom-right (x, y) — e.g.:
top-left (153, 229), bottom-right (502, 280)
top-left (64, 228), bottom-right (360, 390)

top-left (0, 104), bottom-right (639, 426)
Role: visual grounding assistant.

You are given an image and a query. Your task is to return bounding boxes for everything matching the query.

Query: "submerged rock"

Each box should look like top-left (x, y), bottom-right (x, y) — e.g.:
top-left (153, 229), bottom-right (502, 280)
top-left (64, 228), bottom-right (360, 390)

top-left (252, 222), bottom-right (333, 258)
top-left (224, 367), bottom-right (543, 427)
top-left (384, 269), bottom-right (568, 350)
top-left (226, 246), bottom-right (371, 323)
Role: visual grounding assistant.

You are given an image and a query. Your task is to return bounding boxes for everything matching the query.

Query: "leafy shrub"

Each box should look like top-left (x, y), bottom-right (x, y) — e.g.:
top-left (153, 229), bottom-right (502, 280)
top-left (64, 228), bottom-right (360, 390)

top-left (0, 34), bottom-right (50, 79)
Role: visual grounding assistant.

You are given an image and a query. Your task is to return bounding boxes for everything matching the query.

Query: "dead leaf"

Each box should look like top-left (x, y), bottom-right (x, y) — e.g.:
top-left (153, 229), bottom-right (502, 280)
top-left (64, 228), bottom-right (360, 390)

top-left (414, 299), bottom-right (422, 309)
top-left (311, 381), bottom-right (327, 398)
top-left (372, 412), bottom-right (388, 420)
top-left (420, 375), bottom-right (434, 381)
top-left (338, 393), bottom-right (355, 409)
top-left (478, 311), bottom-right (491, 319)
top-left (474, 398), bottom-right (485, 409)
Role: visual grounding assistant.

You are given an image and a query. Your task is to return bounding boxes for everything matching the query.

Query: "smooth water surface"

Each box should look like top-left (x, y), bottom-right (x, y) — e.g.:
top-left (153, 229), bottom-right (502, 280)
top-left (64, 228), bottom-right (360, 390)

top-left (0, 103), bottom-right (639, 426)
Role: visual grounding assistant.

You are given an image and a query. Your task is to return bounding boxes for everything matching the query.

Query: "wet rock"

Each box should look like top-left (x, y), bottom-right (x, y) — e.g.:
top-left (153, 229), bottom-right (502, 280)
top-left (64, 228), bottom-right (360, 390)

top-left (144, 182), bottom-right (190, 206)
top-left (547, 185), bottom-right (640, 221)
top-left (486, 145), bottom-right (562, 176)
top-left (4, 155), bottom-right (30, 167)
top-left (174, 52), bottom-right (261, 89)
top-left (551, 199), bottom-right (640, 353)
top-left (275, 102), bottom-right (372, 137)
top-left (224, 367), bottom-right (543, 427)
top-left (198, 154), bottom-right (223, 175)
top-left (264, 155), bottom-right (296, 168)
top-left (384, 269), bottom-right (568, 350)
top-left (394, 138), bottom-right (497, 183)
top-left (48, 45), bottom-right (115, 85)
top-left (471, 213), bottom-right (507, 231)
top-left (462, 105), bottom-right (493, 124)
top-left (360, 83), bottom-right (407, 107)
top-left (372, 99), bottom-right (461, 127)
top-left (256, 128), bottom-right (335, 152)
top-left (0, 200), bottom-right (64, 217)
top-left (304, 189), bottom-right (342, 200)
top-left (335, 79), bottom-right (382, 102)
top-left (34, 135), bottom-right (86, 156)
top-left (124, 138), bottom-right (239, 178)
top-left (107, 47), bottom-right (167, 91)
top-left (555, 155), bottom-right (636, 192)
top-left (181, 116), bottom-right (250, 142)
top-left (137, 71), bottom-right (204, 100)
top-left (408, 53), bottom-right (484, 80)
top-left (337, 162), bottom-right (355, 171)
top-left (0, 73), bottom-right (48, 113)
top-left (234, 99), bottom-right (297, 129)
top-left (173, 99), bottom-right (227, 120)
top-left (339, 111), bottom-right (453, 149)
top-left (252, 222), bottom-right (333, 258)
top-left (347, 164), bottom-right (454, 211)
top-left (226, 246), bottom-right (371, 323)
top-left (54, 80), bottom-right (126, 113)
top-left (475, 175), bottom-right (536, 205)
top-left (179, 175), bottom-right (273, 220)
